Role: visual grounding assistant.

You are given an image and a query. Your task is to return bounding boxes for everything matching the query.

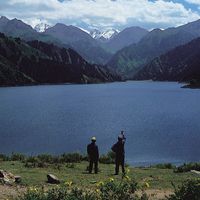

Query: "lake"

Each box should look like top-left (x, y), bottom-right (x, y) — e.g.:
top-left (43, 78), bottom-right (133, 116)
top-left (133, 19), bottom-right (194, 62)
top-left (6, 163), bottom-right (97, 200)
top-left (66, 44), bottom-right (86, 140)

top-left (0, 81), bottom-right (200, 166)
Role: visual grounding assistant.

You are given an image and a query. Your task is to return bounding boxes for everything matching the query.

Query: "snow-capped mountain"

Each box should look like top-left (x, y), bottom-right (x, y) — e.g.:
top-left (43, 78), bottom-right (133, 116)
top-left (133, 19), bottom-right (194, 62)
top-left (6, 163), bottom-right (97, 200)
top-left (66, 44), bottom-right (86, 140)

top-left (34, 23), bottom-right (51, 32)
top-left (90, 29), bottom-right (102, 39)
top-left (101, 29), bottom-right (119, 40)
top-left (90, 28), bottom-right (119, 41)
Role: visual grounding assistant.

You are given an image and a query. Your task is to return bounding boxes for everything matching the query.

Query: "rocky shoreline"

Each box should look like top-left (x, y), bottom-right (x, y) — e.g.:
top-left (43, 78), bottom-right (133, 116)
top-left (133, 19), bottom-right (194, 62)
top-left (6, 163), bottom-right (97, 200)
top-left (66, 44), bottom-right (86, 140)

top-left (182, 80), bottom-right (200, 89)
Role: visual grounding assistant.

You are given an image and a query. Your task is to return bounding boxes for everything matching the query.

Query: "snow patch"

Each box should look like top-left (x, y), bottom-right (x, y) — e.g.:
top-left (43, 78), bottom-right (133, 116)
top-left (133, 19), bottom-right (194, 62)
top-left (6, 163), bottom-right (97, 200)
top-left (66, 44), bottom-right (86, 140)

top-left (34, 23), bottom-right (51, 32)
top-left (89, 28), bottom-right (119, 40)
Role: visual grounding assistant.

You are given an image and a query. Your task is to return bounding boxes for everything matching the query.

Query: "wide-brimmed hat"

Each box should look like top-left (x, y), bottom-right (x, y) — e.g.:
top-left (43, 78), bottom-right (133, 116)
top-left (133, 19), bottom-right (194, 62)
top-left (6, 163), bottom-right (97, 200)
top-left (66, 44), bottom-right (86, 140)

top-left (91, 137), bottom-right (96, 141)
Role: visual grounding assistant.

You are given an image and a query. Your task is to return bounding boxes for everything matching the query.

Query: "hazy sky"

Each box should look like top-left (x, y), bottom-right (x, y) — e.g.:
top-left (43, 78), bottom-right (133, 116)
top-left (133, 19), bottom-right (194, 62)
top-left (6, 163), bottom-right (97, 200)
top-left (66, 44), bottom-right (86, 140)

top-left (0, 0), bottom-right (200, 30)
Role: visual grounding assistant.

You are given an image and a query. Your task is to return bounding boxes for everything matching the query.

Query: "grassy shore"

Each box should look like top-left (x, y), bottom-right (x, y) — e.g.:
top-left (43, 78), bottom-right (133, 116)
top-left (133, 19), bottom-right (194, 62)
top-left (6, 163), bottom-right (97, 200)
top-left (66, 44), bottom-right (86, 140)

top-left (0, 160), bottom-right (199, 200)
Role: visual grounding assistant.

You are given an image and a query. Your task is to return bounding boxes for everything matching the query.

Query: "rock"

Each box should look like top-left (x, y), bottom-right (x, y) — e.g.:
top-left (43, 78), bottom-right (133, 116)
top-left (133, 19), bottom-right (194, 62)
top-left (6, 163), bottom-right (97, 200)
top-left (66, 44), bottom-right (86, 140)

top-left (47, 174), bottom-right (60, 184)
top-left (0, 170), bottom-right (15, 185)
top-left (2, 177), bottom-right (11, 185)
top-left (191, 170), bottom-right (200, 175)
top-left (14, 176), bottom-right (22, 183)
top-left (90, 180), bottom-right (97, 184)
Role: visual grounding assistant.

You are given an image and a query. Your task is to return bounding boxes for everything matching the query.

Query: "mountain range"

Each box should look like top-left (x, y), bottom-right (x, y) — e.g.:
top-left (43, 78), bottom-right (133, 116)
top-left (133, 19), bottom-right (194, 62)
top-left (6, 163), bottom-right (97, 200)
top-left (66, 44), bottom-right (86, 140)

top-left (0, 33), bottom-right (120, 86)
top-left (0, 16), bottom-right (150, 64)
top-left (34, 25), bottom-right (119, 42)
top-left (1, 15), bottom-right (200, 86)
top-left (0, 17), bottom-right (110, 64)
top-left (108, 19), bottom-right (200, 79)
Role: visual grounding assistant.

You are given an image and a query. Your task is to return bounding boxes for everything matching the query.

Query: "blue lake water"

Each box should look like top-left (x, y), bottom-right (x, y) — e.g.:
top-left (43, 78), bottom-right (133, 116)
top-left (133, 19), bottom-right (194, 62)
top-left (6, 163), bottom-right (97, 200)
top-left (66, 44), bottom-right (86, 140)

top-left (0, 81), bottom-right (200, 166)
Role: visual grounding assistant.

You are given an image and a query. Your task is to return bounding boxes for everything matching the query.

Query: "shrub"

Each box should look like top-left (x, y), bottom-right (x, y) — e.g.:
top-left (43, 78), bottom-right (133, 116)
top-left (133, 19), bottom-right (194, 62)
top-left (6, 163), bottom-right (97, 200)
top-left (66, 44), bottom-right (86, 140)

top-left (61, 152), bottom-right (83, 163)
top-left (18, 186), bottom-right (97, 200)
top-left (0, 154), bottom-right (9, 161)
top-left (10, 153), bottom-right (26, 161)
top-left (99, 178), bottom-right (138, 200)
top-left (174, 163), bottom-right (200, 173)
top-left (17, 178), bottom-right (148, 200)
top-left (37, 162), bottom-right (48, 168)
top-left (37, 154), bottom-right (54, 163)
top-left (167, 179), bottom-right (200, 200)
top-left (99, 151), bottom-right (115, 164)
top-left (151, 163), bottom-right (175, 169)
top-left (17, 187), bottom-right (45, 200)
top-left (51, 156), bottom-right (62, 164)
top-left (66, 163), bottom-right (76, 168)
top-left (23, 153), bottom-right (84, 168)
top-left (24, 156), bottom-right (40, 168)
top-left (46, 187), bottom-right (69, 200)
top-left (2, 152), bottom-right (118, 165)
top-left (26, 156), bottom-right (39, 163)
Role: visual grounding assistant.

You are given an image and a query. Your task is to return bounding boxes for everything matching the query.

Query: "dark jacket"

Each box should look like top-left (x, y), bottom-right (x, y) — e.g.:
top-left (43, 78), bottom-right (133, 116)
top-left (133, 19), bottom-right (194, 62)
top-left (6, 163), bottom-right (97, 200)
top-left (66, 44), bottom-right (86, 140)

top-left (87, 142), bottom-right (99, 161)
top-left (112, 141), bottom-right (125, 158)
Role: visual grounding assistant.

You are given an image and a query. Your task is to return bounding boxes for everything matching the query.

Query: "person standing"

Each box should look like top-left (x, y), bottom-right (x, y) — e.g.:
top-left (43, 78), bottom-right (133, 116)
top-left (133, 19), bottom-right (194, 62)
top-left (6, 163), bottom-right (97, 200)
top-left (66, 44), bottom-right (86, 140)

top-left (111, 131), bottom-right (126, 175)
top-left (87, 137), bottom-right (99, 174)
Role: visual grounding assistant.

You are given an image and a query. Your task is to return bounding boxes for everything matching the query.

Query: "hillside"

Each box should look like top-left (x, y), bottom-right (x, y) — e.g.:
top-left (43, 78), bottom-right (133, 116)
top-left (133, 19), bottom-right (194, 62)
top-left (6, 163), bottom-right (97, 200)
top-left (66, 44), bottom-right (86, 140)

top-left (0, 33), bottom-right (121, 86)
top-left (44, 23), bottom-right (112, 64)
top-left (108, 20), bottom-right (200, 78)
top-left (133, 37), bottom-right (200, 82)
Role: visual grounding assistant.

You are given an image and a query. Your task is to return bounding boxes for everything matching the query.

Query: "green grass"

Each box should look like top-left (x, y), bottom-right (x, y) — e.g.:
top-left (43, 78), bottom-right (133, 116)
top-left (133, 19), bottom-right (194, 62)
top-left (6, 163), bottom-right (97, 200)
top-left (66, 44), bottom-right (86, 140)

top-left (0, 161), bottom-right (198, 190)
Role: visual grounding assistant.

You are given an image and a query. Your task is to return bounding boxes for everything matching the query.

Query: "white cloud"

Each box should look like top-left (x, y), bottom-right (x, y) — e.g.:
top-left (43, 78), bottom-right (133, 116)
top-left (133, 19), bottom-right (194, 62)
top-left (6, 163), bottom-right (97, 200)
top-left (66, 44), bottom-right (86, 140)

top-left (1, 0), bottom-right (200, 29)
top-left (185, 0), bottom-right (200, 5)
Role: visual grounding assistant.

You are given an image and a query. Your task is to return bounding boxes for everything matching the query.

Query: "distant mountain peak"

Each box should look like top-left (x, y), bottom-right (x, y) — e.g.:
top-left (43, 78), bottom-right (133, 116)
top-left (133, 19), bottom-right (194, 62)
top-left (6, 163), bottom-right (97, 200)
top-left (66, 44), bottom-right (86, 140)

top-left (46, 23), bottom-right (92, 38)
top-left (124, 26), bottom-right (147, 31)
top-left (152, 28), bottom-right (163, 32)
top-left (34, 23), bottom-right (51, 32)
top-left (10, 18), bottom-right (26, 25)
top-left (90, 28), bottom-right (119, 41)
top-left (0, 16), bottom-right (9, 21)
top-left (52, 23), bottom-right (80, 31)
top-left (90, 29), bottom-right (101, 39)
top-left (101, 28), bottom-right (120, 39)
top-left (54, 23), bottom-right (65, 27)
top-left (12, 18), bottom-right (22, 23)
top-left (0, 16), bottom-right (9, 28)
top-left (7, 18), bottom-right (36, 31)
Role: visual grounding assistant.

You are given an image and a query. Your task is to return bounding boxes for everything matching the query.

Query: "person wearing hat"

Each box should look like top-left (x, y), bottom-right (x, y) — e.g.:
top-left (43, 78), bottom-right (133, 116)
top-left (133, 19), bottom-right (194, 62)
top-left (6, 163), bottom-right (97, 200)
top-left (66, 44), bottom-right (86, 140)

top-left (111, 131), bottom-right (126, 175)
top-left (87, 137), bottom-right (99, 174)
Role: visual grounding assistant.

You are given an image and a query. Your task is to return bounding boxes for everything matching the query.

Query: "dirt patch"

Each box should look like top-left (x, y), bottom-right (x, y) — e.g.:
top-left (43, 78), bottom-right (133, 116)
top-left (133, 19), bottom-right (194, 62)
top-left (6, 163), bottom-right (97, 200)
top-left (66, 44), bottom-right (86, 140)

top-left (0, 185), bottom-right (25, 200)
top-left (145, 189), bottom-right (173, 200)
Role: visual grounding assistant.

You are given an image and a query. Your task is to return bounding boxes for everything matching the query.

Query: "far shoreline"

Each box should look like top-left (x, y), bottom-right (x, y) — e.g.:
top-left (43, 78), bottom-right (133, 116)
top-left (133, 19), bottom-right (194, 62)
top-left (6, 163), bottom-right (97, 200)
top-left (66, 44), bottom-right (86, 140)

top-left (0, 80), bottom-right (125, 89)
top-left (0, 152), bottom-right (199, 168)
top-left (0, 80), bottom-right (190, 89)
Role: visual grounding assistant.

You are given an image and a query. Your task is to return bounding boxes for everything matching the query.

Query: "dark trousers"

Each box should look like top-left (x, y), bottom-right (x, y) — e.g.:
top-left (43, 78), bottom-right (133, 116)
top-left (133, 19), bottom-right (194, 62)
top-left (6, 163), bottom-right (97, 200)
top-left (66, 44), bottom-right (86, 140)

top-left (89, 160), bottom-right (98, 174)
top-left (115, 156), bottom-right (125, 174)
